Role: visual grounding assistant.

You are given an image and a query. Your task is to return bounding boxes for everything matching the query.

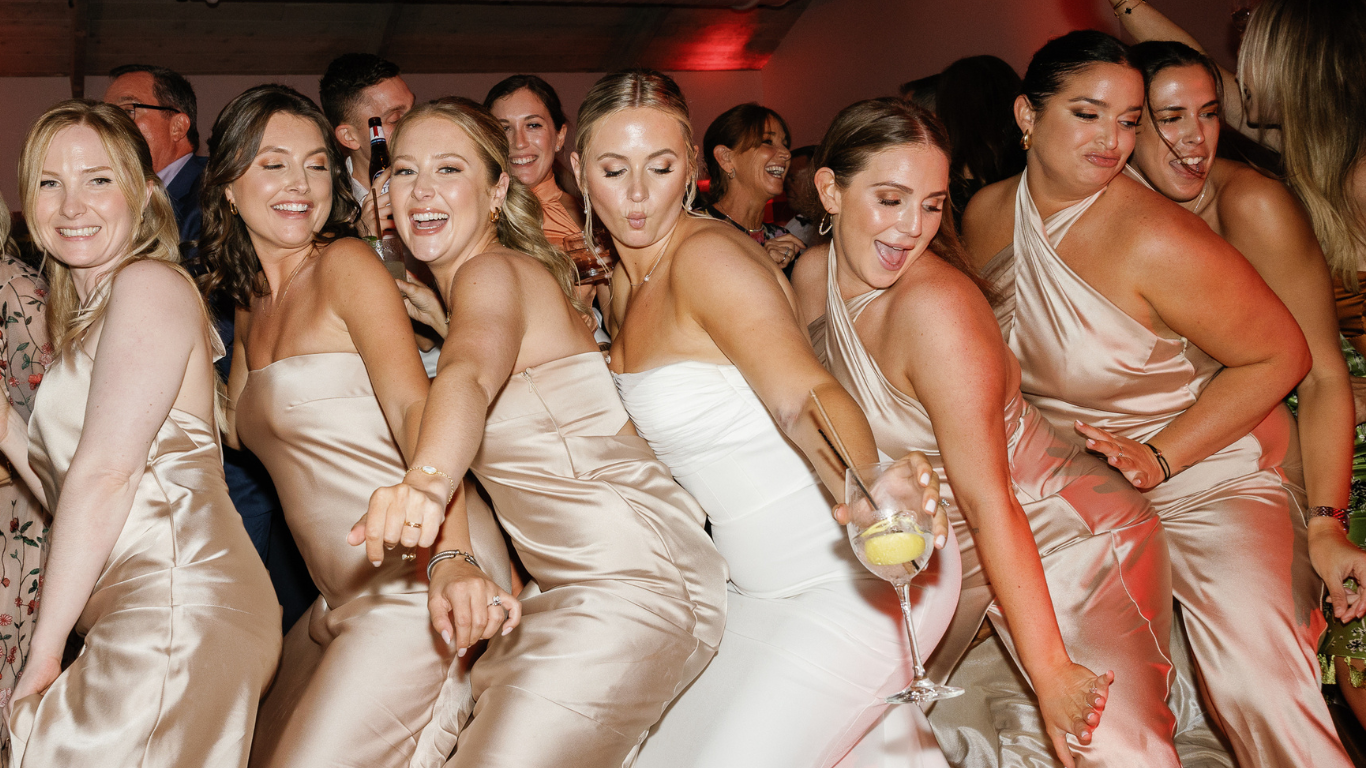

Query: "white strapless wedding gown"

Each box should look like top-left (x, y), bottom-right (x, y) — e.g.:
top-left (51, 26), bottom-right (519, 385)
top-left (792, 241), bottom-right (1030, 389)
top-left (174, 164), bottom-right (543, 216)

top-left (616, 361), bottom-right (960, 768)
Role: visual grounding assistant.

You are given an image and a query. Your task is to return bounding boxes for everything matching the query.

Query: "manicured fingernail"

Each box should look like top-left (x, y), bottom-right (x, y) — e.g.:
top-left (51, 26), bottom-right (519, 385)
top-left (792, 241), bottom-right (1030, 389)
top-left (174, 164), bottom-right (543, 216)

top-left (502, 625), bottom-right (514, 636)
top-left (920, 472), bottom-right (931, 485)
top-left (457, 647), bottom-right (466, 657)
top-left (442, 630), bottom-right (452, 644)
top-left (924, 499), bottom-right (937, 513)
top-left (935, 535), bottom-right (946, 549)
top-left (371, 560), bottom-right (382, 567)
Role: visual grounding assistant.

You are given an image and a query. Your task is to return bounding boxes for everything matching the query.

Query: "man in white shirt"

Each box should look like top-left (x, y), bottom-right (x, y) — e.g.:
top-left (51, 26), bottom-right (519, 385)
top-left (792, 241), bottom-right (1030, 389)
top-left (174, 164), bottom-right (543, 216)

top-left (319, 54), bottom-right (415, 238)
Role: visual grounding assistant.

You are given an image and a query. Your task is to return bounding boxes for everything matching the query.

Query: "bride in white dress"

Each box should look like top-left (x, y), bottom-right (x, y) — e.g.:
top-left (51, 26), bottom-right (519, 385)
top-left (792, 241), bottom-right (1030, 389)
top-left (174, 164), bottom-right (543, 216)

top-left (572, 70), bottom-right (956, 768)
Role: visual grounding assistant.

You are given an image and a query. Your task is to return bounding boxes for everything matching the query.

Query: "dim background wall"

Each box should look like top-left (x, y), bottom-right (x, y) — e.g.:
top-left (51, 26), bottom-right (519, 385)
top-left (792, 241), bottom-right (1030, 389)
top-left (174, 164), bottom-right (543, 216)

top-left (0, 0), bottom-right (1237, 208)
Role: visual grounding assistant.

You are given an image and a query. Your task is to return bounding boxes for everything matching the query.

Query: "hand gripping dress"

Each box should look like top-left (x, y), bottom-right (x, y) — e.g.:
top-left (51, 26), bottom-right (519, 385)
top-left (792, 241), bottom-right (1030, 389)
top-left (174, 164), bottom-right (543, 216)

top-left (809, 247), bottom-right (1177, 767)
top-left (438, 351), bottom-right (727, 768)
top-left (617, 353), bottom-right (961, 768)
top-left (980, 169), bottom-right (1348, 768)
top-left (236, 352), bottom-right (511, 768)
top-left (9, 340), bottom-right (281, 767)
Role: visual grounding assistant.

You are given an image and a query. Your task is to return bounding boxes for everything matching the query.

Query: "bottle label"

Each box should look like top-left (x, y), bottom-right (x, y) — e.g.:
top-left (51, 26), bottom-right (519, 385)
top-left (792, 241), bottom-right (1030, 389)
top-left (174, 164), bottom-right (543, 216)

top-left (370, 123), bottom-right (385, 144)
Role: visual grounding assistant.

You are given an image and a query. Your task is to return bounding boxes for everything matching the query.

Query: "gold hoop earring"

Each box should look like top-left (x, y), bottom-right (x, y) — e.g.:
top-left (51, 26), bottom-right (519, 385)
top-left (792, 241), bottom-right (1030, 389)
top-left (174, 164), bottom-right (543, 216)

top-left (818, 214), bottom-right (832, 236)
top-left (1020, 132), bottom-right (1032, 151)
top-left (229, 200), bottom-right (238, 216)
top-left (489, 208), bottom-right (501, 224)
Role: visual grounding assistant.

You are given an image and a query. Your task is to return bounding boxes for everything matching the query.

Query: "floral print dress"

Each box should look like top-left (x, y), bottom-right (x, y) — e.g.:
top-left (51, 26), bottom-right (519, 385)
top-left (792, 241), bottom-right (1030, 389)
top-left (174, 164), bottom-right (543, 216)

top-left (0, 255), bottom-right (50, 716)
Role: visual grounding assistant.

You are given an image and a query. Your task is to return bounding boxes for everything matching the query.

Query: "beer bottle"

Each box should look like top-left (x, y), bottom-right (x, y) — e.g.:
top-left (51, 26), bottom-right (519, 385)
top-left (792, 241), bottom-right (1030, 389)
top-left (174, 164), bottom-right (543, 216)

top-left (368, 117), bottom-right (391, 185)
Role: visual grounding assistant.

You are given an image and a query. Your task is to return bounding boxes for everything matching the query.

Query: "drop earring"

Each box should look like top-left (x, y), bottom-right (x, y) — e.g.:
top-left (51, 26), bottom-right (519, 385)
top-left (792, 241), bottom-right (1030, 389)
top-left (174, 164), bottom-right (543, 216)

top-left (818, 214), bottom-right (833, 236)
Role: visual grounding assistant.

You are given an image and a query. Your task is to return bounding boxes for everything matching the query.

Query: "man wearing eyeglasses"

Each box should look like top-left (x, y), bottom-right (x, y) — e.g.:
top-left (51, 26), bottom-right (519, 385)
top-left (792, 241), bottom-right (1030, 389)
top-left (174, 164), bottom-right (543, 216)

top-left (103, 64), bottom-right (205, 260)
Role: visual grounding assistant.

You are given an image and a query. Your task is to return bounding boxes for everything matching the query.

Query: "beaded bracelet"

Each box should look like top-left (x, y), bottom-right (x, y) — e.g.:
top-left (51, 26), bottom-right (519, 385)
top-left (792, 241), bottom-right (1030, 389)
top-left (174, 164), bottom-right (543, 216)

top-left (427, 549), bottom-right (481, 580)
top-left (1144, 442), bottom-right (1172, 484)
top-left (1312, 506), bottom-right (1350, 532)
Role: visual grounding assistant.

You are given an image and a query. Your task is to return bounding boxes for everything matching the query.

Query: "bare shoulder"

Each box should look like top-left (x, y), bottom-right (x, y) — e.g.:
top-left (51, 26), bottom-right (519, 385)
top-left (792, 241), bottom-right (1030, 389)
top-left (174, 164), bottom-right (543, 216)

top-left (1217, 161), bottom-right (1309, 235)
top-left (961, 174), bottom-right (1019, 268)
top-left (789, 242), bottom-right (830, 322)
top-left (1102, 175), bottom-right (1244, 280)
top-left (671, 215), bottom-right (780, 289)
top-left (316, 236), bottom-right (392, 285)
top-left (110, 259), bottom-right (200, 313)
top-left (886, 255), bottom-right (995, 330)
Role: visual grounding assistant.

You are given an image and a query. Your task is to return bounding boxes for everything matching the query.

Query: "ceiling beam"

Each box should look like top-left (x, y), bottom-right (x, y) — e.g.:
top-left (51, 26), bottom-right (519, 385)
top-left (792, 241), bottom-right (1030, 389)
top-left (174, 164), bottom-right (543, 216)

top-left (69, 0), bottom-right (88, 98)
top-left (603, 6), bottom-right (669, 71)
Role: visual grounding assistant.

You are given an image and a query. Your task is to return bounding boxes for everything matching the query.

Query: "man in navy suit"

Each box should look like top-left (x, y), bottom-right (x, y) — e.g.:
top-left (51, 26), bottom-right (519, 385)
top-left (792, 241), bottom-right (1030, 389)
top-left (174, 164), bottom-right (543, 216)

top-left (104, 65), bottom-right (316, 628)
top-left (103, 65), bottom-right (206, 259)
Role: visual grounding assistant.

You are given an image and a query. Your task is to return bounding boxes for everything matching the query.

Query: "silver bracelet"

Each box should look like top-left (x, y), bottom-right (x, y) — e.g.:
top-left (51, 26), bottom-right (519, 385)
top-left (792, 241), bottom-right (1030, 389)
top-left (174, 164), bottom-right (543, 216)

top-left (427, 549), bottom-right (480, 580)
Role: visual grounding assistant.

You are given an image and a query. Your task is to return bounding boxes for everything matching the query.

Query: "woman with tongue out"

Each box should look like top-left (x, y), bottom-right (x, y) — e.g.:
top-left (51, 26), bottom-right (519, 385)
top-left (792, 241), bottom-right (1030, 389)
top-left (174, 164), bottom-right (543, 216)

top-left (1126, 39), bottom-right (1366, 731)
top-left (791, 96), bottom-right (1169, 768)
top-left (963, 31), bottom-right (1349, 768)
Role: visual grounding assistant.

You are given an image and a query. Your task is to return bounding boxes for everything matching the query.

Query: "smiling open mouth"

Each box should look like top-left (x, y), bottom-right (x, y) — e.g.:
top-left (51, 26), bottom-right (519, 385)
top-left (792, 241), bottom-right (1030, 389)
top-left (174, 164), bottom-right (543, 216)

top-left (272, 203), bottom-right (310, 213)
top-left (765, 164), bottom-right (787, 179)
top-left (411, 211), bottom-right (449, 231)
top-left (1173, 155), bottom-right (1209, 179)
top-left (875, 240), bottom-right (909, 270)
top-left (57, 226), bottom-right (100, 237)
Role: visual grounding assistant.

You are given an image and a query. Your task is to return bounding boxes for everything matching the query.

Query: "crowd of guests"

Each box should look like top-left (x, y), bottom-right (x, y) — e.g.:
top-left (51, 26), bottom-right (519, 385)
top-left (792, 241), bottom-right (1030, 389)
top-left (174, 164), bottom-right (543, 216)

top-left (0, 0), bottom-right (1362, 765)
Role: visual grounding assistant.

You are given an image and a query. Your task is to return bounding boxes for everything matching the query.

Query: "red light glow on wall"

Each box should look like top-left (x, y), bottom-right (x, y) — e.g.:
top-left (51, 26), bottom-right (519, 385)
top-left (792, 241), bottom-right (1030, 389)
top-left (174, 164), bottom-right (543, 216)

top-left (672, 19), bottom-right (765, 70)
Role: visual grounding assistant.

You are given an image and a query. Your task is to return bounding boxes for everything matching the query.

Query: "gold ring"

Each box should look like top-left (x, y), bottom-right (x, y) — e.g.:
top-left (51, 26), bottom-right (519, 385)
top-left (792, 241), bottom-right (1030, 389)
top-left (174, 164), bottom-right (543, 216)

top-left (404, 520), bottom-right (422, 529)
top-left (401, 551), bottom-right (416, 562)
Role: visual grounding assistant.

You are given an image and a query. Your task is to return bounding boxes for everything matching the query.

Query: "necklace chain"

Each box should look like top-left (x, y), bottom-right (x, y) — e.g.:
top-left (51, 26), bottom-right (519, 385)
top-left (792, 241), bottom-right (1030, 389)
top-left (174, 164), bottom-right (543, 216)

top-left (718, 208), bottom-right (763, 235)
top-left (630, 223), bottom-right (679, 288)
top-left (267, 248), bottom-right (314, 315)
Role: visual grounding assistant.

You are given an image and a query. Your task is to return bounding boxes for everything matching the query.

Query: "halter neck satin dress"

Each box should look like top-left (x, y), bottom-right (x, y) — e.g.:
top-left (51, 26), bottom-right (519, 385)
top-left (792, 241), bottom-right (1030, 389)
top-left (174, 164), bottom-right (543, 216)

top-left (617, 357), bottom-right (960, 768)
top-left (236, 352), bottom-right (510, 768)
top-left (434, 351), bottom-right (727, 768)
top-left (809, 248), bottom-right (1177, 767)
top-left (983, 170), bottom-right (1347, 768)
top-left (9, 340), bottom-right (281, 767)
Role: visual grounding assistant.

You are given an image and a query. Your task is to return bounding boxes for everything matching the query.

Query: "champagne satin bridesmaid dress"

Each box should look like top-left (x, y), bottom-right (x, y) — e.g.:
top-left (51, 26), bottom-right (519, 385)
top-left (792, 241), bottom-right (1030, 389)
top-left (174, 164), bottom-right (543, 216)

top-left (9, 343), bottom-right (281, 767)
top-left (980, 169), bottom-right (1348, 768)
top-left (810, 247), bottom-right (1178, 767)
top-left (237, 352), bottom-right (511, 768)
top-left (430, 351), bottom-right (726, 768)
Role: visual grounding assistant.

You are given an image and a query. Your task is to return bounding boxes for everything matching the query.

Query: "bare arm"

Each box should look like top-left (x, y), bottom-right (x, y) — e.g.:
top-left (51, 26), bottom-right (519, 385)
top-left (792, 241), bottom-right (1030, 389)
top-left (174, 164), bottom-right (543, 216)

top-left (890, 273), bottom-right (1108, 761)
top-left (1220, 172), bottom-right (1352, 509)
top-left (324, 239), bottom-right (431, 461)
top-left (353, 253), bottom-right (526, 563)
top-left (21, 263), bottom-right (207, 689)
top-left (677, 231), bottom-right (937, 514)
top-left (1081, 209), bottom-right (1311, 488)
top-left (223, 306), bottom-right (250, 451)
top-left (0, 401), bottom-right (44, 503)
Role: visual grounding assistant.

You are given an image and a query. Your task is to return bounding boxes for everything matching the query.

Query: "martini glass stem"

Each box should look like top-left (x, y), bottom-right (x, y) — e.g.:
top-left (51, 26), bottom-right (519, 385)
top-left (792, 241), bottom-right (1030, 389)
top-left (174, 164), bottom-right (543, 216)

top-left (896, 583), bottom-right (929, 680)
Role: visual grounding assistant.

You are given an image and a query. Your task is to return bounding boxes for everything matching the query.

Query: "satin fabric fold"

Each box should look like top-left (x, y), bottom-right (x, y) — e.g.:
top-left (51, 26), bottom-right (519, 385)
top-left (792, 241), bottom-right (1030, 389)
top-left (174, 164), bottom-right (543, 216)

top-left (982, 169), bottom-right (1346, 768)
top-left (810, 246), bottom-right (1177, 766)
top-left (431, 351), bottom-right (727, 768)
top-left (237, 352), bottom-right (510, 768)
top-left (617, 358), bottom-right (960, 768)
top-left (532, 177), bottom-right (581, 247)
top-left (10, 346), bottom-right (281, 767)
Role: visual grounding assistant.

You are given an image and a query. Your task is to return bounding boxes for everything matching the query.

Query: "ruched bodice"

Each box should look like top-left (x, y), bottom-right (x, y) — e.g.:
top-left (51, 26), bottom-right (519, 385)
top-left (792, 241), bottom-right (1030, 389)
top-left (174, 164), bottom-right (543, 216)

top-left (13, 343), bottom-right (280, 768)
top-left (237, 352), bottom-right (414, 605)
top-left (616, 359), bottom-right (874, 600)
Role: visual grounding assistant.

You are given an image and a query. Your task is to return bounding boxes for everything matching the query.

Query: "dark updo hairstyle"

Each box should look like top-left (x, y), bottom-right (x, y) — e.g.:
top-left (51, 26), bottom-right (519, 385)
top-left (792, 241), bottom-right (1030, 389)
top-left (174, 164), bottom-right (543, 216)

top-left (200, 84), bottom-right (359, 309)
top-left (1021, 30), bottom-right (1134, 111)
top-left (933, 55), bottom-right (1026, 219)
top-left (814, 97), bottom-right (995, 302)
top-left (702, 103), bottom-right (791, 202)
top-left (483, 74), bottom-right (569, 132)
